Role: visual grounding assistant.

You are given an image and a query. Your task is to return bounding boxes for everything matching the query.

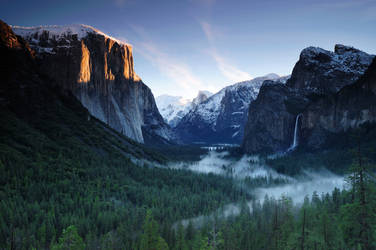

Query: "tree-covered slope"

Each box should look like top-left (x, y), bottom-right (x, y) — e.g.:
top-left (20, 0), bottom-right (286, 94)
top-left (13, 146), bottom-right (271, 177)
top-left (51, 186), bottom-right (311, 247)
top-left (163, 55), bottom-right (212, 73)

top-left (0, 20), bottom-right (248, 249)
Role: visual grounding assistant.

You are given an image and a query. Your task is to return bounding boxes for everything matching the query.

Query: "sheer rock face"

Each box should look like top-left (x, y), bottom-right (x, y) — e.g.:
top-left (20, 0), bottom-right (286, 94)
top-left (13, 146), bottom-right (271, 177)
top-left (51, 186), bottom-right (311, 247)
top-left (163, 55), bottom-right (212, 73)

top-left (242, 45), bottom-right (375, 153)
top-left (242, 81), bottom-right (309, 153)
top-left (301, 58), bottom-right (376, 148)
top-left (12, 25), bottom-right (173, 143)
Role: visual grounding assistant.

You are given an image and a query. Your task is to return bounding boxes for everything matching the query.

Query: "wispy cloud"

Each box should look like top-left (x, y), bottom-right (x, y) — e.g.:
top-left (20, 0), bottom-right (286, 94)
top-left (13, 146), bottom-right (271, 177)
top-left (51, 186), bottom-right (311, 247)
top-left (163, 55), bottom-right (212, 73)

top-left (137, 43), bottom-right (203, 91)
top-left (209, 49), bottom-right (252, 82)
top-left (200, 21), bottom-right (252, 82)
top-left (131, 25), bottom-right (215, 98)
top-left (200, 21), bottom-right (215, 43)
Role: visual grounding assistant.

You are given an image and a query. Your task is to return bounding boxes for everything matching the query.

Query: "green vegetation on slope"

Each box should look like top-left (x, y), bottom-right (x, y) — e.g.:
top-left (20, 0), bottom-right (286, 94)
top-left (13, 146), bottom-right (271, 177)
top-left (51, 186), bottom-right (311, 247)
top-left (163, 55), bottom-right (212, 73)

top-left (137, 153), bottom-right (376, 250)
top-left (266, 123), bottom-right (376, 176)
top-left (0, 96), bottom-right (249, 249)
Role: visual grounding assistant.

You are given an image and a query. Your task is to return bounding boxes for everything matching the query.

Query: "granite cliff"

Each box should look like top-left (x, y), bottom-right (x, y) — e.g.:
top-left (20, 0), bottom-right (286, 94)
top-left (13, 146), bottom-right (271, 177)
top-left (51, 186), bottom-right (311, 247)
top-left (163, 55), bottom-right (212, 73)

top-left (242, 45), bottom-right (375, 153)
top-left (12, 24), bottom-right (173, 144)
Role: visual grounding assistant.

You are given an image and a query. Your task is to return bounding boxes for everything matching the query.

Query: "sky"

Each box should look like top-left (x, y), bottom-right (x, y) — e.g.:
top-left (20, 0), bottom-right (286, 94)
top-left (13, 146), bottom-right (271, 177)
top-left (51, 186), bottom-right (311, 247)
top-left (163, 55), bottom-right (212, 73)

top-left (2, 0), bottom-right (376, 99)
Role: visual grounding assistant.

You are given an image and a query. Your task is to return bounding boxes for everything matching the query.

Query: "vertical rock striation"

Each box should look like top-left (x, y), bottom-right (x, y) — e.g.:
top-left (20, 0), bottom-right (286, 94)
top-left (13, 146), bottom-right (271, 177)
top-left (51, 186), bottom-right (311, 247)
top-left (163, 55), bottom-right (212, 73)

top-left (12, 24), bottom-right (173, 143)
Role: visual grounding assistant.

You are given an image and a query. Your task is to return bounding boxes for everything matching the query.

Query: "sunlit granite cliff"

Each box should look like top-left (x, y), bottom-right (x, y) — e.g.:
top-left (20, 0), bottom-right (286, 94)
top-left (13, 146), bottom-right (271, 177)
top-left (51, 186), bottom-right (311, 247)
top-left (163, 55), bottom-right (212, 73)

top-left (12, 24), bottom-right (174, 144)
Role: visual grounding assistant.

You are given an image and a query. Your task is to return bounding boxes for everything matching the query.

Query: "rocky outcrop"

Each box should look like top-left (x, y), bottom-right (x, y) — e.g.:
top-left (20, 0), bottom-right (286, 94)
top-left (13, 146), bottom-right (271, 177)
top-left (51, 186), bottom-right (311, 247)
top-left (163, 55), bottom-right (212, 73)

top-left (191, 90), bottom-right (211, 108)
top-left (12, 24), bottom-right (173, 144)
top-left (287, 44), bottom-right (373, 94)
top-left (175, 74), bottom-right (285, 144)
top-left (301, 57), bottom-right (376, 148)
top-left (242, 45), bottom-right (375, 153)
top-left (242, 81), bottom-right (307, 152)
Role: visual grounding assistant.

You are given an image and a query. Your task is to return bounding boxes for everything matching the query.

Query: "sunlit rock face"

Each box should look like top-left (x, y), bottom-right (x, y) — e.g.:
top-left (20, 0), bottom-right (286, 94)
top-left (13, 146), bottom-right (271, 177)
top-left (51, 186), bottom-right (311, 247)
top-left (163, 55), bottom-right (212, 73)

top-left (12, 24), bottom-right (174, 144)
top-left (242, 45), bottom-right (375, 153)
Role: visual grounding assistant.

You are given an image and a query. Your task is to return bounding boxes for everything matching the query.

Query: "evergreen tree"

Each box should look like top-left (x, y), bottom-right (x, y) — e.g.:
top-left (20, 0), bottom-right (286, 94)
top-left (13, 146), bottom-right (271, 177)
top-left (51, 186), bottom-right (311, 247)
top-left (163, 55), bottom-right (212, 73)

top-left (175, 223), bottom-right (188, 250)
top-left (341, 144), bottom-right (376, 250)
top-left (140, 210), bottom-right (169, 250)
top-left (51, 225), bottom-right (85, 250)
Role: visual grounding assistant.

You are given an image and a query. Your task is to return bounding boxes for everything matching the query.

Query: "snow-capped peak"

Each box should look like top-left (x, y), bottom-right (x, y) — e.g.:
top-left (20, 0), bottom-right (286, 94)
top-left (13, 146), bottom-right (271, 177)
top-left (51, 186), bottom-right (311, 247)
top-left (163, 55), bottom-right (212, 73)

top-left (12, 24), bottom-right (129, 47)
top-left (174, 73), bottom-right (287, 143)
top-left (156, 91), bottom-right (212, 127)
top-left (185, 73), bottom-right (284, 126)
top-left (263, 73), bottom-right (280, 80)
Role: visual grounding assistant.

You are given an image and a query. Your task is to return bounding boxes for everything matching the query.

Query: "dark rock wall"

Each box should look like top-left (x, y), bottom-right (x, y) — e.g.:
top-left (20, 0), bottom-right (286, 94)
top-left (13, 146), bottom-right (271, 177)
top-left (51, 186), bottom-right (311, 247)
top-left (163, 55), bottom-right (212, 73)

top-left (242, 45), bottom-right (375, 153)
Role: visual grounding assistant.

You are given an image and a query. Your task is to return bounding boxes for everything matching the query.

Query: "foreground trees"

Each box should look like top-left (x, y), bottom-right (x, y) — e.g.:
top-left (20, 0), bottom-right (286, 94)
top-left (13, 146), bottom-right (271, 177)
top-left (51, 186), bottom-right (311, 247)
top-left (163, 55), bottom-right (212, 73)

top-left (341, 147), bottom-right (376, 250)
top-left (1, 104), bottom-right (375, 249)
top-left (51, 226), bottom-right (85, 250)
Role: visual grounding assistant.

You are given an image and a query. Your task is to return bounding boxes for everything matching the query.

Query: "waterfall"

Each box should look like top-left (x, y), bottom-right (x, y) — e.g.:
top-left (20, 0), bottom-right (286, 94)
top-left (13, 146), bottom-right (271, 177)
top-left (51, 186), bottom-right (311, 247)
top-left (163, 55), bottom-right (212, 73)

top-left (288, 114), bottom-right (302, 151)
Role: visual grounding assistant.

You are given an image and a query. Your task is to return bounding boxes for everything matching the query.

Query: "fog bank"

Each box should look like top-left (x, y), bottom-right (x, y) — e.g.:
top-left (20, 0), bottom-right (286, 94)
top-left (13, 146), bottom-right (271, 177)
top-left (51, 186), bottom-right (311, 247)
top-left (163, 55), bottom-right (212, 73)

top-left (171, 151), bottom-right (347, 229)
top-left (255, 170), bottom-right (346, 204)
top-left (170, 151), bottom-right (291, 180)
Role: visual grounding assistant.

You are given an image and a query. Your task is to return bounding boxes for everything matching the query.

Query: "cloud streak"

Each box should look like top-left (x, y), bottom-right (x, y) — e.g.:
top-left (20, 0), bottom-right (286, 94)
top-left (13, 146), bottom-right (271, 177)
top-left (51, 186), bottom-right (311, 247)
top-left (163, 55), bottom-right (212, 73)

top-left (137, 42), bottom-right (204, 94)
top-left (200, 21), bottom-right (252, 82)
top-left (130, 25), bottom-right (214, 98)
top-left (209, 49), bottom-right (252, 82)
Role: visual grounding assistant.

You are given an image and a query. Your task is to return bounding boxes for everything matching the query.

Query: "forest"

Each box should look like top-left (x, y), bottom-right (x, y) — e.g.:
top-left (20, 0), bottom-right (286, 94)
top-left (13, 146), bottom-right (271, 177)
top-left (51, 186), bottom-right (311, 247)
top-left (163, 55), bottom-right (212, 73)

top-left (1, 96), bottom-right (376, 249)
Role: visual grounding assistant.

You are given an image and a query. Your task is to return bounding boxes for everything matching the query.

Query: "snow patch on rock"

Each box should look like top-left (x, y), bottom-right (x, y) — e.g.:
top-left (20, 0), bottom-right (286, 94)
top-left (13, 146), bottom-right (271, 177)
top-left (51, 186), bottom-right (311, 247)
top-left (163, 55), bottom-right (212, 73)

top-left (156, 91), bottom-right (212, 127)
top-left (12, 24), bottom-right (129, 46)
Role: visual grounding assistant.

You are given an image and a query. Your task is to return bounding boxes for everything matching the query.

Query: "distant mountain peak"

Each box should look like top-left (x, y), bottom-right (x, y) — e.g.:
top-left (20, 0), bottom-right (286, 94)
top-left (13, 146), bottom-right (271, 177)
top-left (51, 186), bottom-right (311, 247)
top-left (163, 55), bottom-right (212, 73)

top-left (264, 73), bottom-right (280, 80)
top-left (192, 90), bottom-right (212, 106)
top-left (156, 91), bottom-right (212, 127)
top-left (197, 90), bottom-right (213, 97)
top-left (175, 74), bottom-right (287, 144)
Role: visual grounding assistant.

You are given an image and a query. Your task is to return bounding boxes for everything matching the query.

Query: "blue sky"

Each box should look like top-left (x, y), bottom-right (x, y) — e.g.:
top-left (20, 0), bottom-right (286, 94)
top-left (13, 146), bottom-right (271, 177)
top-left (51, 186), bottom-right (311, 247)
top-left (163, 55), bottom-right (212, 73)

top-left (2, 0), bottom-right (376, 98)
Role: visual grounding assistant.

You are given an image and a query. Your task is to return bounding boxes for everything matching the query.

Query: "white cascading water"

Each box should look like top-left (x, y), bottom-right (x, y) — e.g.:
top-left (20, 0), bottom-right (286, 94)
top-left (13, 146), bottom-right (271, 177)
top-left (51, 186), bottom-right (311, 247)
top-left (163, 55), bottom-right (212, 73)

top-left (288, 114), bottom-right (302, 151)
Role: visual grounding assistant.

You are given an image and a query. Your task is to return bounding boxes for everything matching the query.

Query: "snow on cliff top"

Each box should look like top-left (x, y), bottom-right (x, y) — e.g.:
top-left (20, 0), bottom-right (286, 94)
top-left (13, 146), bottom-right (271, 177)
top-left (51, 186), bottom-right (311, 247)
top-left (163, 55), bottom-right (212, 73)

top-left (12, 24), bottom-right (129, 46)
top-left (300, 44), bottom-right (374, 74)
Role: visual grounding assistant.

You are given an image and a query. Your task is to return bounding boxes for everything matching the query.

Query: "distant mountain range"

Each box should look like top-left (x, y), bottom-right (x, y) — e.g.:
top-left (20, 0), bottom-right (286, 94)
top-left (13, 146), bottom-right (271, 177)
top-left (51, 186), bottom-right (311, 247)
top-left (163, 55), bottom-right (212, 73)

top-left (4, 20), bottom-right (376, 151)
top-left (173, 74), bottom-right (289, 144)
top-left (156, 91), bottom-right (212, 127)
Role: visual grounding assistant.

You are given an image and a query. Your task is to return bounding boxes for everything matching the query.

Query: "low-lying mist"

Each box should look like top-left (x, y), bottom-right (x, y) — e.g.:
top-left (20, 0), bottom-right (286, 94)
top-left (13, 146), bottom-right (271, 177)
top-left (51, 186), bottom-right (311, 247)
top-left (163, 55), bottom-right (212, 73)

top-left (170, 151), bottom-right (291, 180)
top-left (170, 150), bottom-right (347, 228)
top-left (255, 170), bottom-right (346, 204)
